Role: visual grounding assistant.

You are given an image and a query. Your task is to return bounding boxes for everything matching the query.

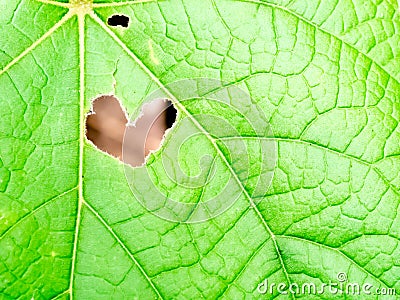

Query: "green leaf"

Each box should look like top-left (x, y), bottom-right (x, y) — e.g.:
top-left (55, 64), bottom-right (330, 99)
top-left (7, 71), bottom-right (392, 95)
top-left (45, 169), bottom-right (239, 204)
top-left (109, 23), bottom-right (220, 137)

top-left (1, 0), bottom-right (399, 299)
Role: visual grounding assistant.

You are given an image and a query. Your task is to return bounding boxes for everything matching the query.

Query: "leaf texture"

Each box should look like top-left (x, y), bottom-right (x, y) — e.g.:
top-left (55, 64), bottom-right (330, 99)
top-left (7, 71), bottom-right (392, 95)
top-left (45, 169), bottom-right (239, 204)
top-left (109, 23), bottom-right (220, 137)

top-left (0, 0), bottom-right (399, 299)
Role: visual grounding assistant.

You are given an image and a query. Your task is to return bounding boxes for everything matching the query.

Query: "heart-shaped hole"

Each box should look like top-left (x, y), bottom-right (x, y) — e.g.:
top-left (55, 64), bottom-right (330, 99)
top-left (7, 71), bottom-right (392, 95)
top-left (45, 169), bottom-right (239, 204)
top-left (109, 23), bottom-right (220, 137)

top-left (86, 95), bottom-right (177, 167)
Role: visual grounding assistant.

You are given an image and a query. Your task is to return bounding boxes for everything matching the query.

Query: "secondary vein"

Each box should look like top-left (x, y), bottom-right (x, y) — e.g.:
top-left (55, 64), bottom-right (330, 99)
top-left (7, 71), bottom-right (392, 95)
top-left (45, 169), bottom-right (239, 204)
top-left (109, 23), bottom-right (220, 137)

top-left (83, 199), bottom-right (164, 299)
top-left (0, 11), bottom-right (73, 77)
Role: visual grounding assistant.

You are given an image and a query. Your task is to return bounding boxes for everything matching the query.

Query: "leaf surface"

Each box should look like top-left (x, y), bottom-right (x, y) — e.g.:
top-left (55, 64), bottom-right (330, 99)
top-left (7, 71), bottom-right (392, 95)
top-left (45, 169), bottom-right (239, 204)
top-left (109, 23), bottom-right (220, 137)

top-left (1, 0), bottom-right (399, 299)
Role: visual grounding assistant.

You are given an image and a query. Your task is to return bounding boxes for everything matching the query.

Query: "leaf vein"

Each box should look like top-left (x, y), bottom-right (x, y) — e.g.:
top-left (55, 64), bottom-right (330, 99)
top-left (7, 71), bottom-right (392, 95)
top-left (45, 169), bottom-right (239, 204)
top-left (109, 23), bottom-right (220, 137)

top-left (240, 0), bottom-right (400, 85)
top-left (278, 235), bottom-right (392, 289)
top-left (0, 186), bottom-right (78, 240)
top-left (220, 136), bottom-right (400, 197)
top-left (0, 11), bottom-right (73, 77)
top-left (83, 200), bottom-right (164, 299)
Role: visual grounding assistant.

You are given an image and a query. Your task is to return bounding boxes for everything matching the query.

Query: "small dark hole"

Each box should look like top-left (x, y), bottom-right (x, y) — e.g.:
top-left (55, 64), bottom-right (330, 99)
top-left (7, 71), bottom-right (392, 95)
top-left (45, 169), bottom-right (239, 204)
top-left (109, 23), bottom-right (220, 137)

top-left (107, 15), bottom-right (130, 28)
top-left (166, 102), bottom-right (177, 129)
